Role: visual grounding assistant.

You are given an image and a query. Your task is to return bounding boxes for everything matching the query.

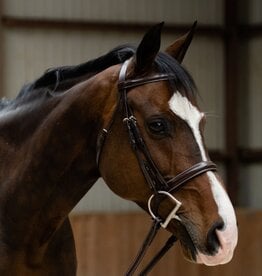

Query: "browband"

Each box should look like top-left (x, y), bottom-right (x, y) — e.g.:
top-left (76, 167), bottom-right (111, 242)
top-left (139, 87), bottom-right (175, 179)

top-left (118, 59), bottom-right (175, 91)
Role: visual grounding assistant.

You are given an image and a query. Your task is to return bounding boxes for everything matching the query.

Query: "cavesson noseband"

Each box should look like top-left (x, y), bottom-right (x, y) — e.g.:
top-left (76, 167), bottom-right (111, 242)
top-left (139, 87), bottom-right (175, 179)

top-left (97, 60), bottom-right (217, 275)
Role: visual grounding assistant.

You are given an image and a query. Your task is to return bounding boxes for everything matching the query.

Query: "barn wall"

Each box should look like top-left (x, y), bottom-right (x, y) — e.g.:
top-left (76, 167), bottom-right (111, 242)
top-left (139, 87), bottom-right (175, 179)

top-left (2, 28), bottom-right (225, 149)
top-left (238, 37), bottom-right (262, 207)
top-left (239, 0), bottom-right (262, 24)
top-left (2, 0), bottom-right (224, 25)
top-left (238, 1), bottom-right (262, 207)
top-left (243, 38), bottom-right (262, 207)
top-left (0, 2), bottom-right (261, 274)
top-left (70, 209), bottom-right (262, 276)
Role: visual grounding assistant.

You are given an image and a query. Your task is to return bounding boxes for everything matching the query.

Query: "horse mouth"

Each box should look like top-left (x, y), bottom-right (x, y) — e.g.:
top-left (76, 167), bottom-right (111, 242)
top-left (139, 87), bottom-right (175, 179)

top-left (172, 219), bottom-right (198, 262)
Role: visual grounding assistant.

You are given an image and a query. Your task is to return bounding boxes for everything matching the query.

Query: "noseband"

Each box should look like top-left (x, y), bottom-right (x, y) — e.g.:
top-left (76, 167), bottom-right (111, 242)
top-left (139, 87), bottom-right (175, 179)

top-left (97, 60), bottom-right (217, 275)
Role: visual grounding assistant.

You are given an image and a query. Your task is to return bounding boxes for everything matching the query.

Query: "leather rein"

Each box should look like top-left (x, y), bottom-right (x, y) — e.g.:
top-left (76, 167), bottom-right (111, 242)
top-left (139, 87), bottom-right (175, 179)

top-left (96, 60), bottom-right (217, 275)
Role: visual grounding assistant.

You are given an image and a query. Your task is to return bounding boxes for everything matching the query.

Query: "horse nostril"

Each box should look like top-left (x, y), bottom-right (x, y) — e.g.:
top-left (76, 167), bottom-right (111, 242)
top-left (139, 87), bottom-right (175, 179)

top-left (206, 220), bottom-right (225, 255)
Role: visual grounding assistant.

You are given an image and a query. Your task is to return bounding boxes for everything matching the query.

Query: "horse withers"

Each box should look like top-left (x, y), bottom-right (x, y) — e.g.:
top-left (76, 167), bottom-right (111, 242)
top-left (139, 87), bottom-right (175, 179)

top-left (0, 22), bottom-right (238, 275)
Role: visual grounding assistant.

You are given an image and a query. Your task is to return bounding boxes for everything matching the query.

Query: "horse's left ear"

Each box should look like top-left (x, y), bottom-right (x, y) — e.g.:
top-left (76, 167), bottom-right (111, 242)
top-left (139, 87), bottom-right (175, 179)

top-left (165, 21), bottom-right (197, 63)
top-left (134, 22), bottom-right (164, 74)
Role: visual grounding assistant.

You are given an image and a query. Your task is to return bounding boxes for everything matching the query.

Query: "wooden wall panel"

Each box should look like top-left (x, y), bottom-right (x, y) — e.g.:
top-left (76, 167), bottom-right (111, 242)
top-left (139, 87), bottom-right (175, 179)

top-left (70, 209), bottom-right (262, 276)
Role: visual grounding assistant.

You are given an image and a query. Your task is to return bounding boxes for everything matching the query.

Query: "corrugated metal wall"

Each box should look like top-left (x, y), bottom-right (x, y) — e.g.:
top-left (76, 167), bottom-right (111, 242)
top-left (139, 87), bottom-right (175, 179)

top-left (238, 0), bottom-right (262, 207)
top-left (239, 0), bottom-right (262, 24)
top-left (3, 0), bottom-right (224, 24)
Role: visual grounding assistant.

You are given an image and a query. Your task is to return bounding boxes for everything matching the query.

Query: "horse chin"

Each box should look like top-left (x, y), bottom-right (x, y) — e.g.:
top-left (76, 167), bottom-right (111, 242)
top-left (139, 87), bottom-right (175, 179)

top-left (180, 244), bottom-right (234, 266)
top-left (169, 221), bottom-right (198, 263)
top-left (179, 242), bottom-right (198, 263)
top-left (195, 249), bottom-right (234, 266)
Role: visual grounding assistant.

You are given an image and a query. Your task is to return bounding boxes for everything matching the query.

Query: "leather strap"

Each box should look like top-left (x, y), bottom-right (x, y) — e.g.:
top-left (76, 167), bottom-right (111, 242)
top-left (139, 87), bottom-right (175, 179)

top-left (167, 161), bottom-right (217, 193)
top-left (139, 235), bottom-right (177, 275)
top-left (119, 74), bottom-right (175, 90)
top-left (125, 219), bottom-right (161, 276)
top-left (118, 59), bottom-right (175, 90)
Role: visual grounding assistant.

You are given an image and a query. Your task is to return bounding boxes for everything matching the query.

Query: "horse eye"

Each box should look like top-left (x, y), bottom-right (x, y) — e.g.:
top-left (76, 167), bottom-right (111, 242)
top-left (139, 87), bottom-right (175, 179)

top-left (147, 119), bottom-right (168, 135)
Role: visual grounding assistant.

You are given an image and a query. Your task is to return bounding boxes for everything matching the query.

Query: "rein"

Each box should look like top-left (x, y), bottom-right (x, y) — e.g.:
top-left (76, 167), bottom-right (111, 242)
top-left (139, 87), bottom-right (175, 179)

top-left (97, 60), bottom-right (217, 275)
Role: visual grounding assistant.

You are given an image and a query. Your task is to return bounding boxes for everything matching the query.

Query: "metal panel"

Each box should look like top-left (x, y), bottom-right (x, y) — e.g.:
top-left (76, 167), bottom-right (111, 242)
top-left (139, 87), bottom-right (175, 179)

top-left (239, 0), bottom-right (262, 24)
top-left (246, 38), bottom-right (262, 148)
top-left (238, 37), bottom-right (262, 209)
top-left (73, 179), bottom-right (140, 213)
top-left (2, 28), bottom-right (141, 98)
top-left (3, 0), bottom-right (224, 25)
top-left (239, 37), bottom-right (262, 149)
top-left (181, 36), bottom-right (225, 150)
top-left (239, 165), bottom-right (262, 208)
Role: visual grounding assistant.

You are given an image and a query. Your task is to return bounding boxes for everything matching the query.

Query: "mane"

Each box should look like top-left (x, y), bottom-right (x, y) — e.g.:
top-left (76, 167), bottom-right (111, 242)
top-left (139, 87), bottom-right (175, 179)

top-left (10, 45), bottom-right (136, 105)
top-left (32, 45), bottom-right (136, 90)
top-left (0, 44), bottom-right (196, 110)
top-left (154, 52), bottom-right (196, 99)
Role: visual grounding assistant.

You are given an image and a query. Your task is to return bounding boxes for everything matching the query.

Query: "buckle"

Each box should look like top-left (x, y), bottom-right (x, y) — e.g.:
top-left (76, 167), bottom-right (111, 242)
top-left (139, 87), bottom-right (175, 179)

top-left (148, 191), bottom-right (182, 229)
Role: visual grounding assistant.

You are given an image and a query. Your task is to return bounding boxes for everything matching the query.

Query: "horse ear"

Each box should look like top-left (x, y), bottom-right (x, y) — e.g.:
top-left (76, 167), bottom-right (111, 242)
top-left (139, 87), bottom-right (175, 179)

top-left (165, 21), bottom-right (197, 63)
top-left (134, 22), bottom-right (164, 74)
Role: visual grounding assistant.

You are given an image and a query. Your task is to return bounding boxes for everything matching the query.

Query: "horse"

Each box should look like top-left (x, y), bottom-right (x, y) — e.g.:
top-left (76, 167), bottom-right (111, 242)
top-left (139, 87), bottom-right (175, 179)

top-left (0, 22), bottom-right (238, 275)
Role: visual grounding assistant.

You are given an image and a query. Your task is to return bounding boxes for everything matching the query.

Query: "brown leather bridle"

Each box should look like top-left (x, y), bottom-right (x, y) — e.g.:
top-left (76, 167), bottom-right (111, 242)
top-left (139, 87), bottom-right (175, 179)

top-left (97, 60), bottom-right (217, 275)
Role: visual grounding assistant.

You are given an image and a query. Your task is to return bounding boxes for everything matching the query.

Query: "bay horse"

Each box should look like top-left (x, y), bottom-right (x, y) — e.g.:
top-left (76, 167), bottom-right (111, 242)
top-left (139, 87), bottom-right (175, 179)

top-left (0, 22), bottom-right (238, 275)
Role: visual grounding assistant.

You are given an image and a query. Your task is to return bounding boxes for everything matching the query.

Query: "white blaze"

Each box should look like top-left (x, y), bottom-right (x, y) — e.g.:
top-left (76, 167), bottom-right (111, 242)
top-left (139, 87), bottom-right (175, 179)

top-left (168, 92), bottom-right (238, 266)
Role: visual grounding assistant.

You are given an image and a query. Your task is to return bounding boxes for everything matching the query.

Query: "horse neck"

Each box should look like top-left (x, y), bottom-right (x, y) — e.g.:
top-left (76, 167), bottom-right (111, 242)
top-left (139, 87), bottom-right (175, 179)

top-left (0, 65), bottom-right (119, 254)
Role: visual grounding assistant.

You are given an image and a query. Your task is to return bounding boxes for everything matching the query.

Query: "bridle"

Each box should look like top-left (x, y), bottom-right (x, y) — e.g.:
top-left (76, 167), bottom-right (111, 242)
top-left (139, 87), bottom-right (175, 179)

top-left (96, 59), bottom-right (217, 275)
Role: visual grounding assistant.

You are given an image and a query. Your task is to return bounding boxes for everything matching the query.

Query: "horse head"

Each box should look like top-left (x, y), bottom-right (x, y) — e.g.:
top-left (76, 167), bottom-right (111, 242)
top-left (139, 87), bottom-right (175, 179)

top-left (98, 23), bottom-right (238, 267)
